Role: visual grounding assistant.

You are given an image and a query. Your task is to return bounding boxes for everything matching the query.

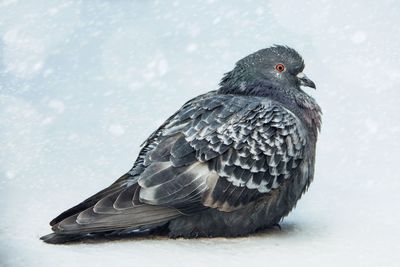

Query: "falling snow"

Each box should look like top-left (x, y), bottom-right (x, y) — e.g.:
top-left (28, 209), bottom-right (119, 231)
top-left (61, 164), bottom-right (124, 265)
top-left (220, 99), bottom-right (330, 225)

top-left (108, 124), bottom-right (125, 137)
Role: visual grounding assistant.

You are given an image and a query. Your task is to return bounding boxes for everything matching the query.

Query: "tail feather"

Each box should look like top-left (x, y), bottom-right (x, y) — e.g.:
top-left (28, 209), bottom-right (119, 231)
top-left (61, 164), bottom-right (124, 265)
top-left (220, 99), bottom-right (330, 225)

top-left (52, 205), bottom-right (180, 234)
top-left (43, 179), bottom-right (181, 244)
top-left (40, 233), bottom-right (90, 244)
top-left (41, 223), bottom-right (168, 244)
top-left (50, 174), bottom-right (132, 226)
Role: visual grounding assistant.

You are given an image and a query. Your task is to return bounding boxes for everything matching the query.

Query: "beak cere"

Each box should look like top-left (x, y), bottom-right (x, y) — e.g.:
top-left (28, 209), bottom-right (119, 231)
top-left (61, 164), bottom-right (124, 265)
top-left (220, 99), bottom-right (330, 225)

top-left (297, 72), bottom-right (316, 89)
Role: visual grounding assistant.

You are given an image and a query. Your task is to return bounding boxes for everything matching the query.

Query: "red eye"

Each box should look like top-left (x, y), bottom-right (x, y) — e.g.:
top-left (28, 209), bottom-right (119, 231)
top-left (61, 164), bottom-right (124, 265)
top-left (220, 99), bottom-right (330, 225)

top-left (275, 63), bottom-right (285, 73)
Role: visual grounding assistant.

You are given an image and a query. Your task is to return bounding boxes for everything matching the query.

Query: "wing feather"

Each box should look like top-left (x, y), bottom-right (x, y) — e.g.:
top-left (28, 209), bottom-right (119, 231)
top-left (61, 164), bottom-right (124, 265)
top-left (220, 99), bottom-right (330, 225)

top-left (49, 91), bottom-right (311, 237)
top-left (134, 93), bottom-right (307, 213)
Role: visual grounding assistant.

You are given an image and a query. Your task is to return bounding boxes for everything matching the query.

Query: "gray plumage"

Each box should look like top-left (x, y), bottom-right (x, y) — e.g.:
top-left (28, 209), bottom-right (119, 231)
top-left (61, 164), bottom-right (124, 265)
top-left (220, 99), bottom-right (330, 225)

top-left (41, 45), bottom-right (322, 243)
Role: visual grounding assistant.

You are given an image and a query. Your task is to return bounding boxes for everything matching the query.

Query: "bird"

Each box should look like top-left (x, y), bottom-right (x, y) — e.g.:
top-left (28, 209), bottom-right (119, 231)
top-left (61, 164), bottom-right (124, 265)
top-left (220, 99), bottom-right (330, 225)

top-left (41, 45), bottom-right (322, 244)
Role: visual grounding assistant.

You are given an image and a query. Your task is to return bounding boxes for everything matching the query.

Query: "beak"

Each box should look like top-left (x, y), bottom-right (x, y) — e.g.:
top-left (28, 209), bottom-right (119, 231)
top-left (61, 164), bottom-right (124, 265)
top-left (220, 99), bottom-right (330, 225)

top-left (297, 72), bottom-right (316, 89)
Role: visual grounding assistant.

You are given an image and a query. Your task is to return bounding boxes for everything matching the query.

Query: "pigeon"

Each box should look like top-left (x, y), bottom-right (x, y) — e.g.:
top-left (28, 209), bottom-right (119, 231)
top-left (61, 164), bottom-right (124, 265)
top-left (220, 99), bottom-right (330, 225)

top-left (41, 45), bottom-right (322, 244)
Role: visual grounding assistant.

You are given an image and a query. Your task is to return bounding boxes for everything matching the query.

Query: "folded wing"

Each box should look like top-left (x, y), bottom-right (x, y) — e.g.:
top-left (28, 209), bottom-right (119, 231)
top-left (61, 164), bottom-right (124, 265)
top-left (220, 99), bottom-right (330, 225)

top-left (138, 93), bottom-right (308, 213)
top-left (48, 92), bottom-right (308, 236)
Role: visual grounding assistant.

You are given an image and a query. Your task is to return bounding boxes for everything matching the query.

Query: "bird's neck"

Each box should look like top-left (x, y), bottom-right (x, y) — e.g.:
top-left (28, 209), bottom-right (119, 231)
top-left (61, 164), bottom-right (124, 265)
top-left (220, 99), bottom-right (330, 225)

top-left (218, 67), bottom-right (287, 97)
top-left (218, 71), bottom-right (322, 135)
top-left (218, 68), bottom-right (292, 98)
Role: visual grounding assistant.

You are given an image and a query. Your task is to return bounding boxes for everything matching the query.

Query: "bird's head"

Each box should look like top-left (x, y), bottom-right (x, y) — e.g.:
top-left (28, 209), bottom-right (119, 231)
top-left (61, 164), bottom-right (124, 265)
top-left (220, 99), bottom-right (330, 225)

top-left (219, 45), bottom-right (316, 96)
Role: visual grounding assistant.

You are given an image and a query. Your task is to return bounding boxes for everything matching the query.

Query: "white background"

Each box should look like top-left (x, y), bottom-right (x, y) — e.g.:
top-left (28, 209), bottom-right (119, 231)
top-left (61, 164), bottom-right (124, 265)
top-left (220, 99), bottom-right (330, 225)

top-left (1, 1), bottom-right (399, 266)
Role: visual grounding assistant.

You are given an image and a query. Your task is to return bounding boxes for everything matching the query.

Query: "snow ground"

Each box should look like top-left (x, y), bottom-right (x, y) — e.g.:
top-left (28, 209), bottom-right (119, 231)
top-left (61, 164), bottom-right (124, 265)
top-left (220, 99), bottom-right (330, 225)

top-left (1, 1), bottom-right (400, 266)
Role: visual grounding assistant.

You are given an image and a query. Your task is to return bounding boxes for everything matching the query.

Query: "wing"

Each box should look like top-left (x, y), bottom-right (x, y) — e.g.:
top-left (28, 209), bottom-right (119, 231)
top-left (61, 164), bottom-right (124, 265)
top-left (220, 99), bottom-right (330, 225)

top-left (47, 92), bottom-right (216, 235)
top-left (47, 91), bottom-right (308, 238)
top-left (137, 92), bottom-right (308, 213)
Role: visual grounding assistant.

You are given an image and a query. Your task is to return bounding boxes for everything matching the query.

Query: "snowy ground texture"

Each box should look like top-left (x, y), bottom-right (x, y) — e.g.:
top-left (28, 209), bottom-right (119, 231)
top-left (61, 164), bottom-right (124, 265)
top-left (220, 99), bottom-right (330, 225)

top-left (1, 0), bottom-right (400, 266)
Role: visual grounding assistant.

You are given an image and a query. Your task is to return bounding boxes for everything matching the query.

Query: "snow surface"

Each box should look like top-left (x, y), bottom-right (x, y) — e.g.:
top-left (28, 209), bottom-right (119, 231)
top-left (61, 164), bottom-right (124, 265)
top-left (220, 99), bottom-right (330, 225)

top-left (1, 0), bottom-right (400, 266)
